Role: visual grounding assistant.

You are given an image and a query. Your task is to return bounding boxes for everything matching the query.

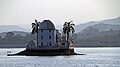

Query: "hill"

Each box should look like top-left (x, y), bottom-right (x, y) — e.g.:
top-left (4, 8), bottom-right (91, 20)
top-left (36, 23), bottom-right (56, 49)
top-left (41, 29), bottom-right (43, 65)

top-left (100, 16), bottom-right (120, 25)
top-left (0, 16), bottom-right (120, 47)
top-left (75, 16), bottom-right (120, 33)
top-left (0, 25), bottom-right (29, 33)
top-left (86, 23), bottom-right (120, 32)
top-left (72, 16), bottom-right (120, 47)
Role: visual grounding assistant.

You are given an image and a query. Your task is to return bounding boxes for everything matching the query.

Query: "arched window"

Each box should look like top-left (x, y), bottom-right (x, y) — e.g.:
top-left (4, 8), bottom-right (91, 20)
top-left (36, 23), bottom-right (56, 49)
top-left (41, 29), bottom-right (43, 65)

top-left (62, 43), bottom-right (65, 45)
top-left (49, 36), bottom-right (51, 39)
top-left (41, 30), bottom-right (43, 32)
top-left (41, 36), bottom-right (43, 39)
top-left (56, 35), bottom-right (58, 42)
top-left (49, 42), bottom-right (51, 46)
top-left (41, 42), bottom-right (43, 45)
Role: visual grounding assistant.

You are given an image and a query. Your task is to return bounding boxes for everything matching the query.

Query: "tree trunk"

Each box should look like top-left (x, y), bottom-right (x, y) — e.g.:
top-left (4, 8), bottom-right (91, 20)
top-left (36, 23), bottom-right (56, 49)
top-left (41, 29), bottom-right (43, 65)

top-left (37, 25), bottom-right (39, 48)
top-left (37, 32), bottom-right (38, 48)
top-left (66, 32), bottom-right (69, 49)
top-left (67, 32), bottom-right (69, 42)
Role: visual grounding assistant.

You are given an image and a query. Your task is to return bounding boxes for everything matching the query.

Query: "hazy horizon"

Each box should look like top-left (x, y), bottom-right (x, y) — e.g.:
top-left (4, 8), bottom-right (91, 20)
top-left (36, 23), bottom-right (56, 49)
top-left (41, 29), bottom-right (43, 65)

top-left (0, 0), bottom-right (120, 27)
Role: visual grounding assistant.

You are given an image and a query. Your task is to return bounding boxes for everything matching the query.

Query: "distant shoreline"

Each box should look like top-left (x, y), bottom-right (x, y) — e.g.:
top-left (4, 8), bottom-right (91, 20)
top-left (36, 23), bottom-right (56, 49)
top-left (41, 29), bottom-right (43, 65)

top-left (0, 44), bottom-right (120, 48)
top-left (0, 46), bottom-right (120, 48)
top-left (0, 44), bottom-right (26, 48)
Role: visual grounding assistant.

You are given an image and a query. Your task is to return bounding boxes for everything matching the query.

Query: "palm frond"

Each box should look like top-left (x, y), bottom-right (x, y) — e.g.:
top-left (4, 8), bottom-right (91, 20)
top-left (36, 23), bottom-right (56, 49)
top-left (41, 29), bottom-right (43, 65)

top-left (70, 26), bottom-right (75, 34)
top-left (70, 21), bottom-right (73, 23)
top-left (71, 23), bottom-right (75, 26)
top-left (31, 23), bottom-right (36, 28)
top-left (32, 28), bottom-right (36, 34)
top-left (63, 27), bottom-right (67, 34)
top-left (31, 20), bottom-right (39, 34)
top-left (63, 22), bottom-right (68, 26)
top-left (35, 19), bottom-right (37, 23)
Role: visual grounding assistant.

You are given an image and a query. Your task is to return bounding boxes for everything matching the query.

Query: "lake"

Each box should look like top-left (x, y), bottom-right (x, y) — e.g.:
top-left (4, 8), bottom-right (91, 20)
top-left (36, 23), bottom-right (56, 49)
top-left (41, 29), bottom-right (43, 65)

top-left (0, 47), bottom-right (120, 67)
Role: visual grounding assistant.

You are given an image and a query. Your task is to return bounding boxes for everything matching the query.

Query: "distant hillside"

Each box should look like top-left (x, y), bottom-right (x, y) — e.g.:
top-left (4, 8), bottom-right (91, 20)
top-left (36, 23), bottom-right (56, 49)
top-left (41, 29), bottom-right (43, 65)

top-left (72, 16), bottom-right (120, 47)
top-left (0, 17), bottom-right (120, 47)
top-left (75, 16), bottom-right (120, 33)
top-left (86, 23), bottom-right (120, 32)
top-left (75, 21), bottom-right (99, 33)
top-left (18, 24), bottom-right (31, 32)
top-left (0, 31), bottom-right (29, 38)
top-left (0, 31), bottom-right (35, 48)
top-left (72, 30), bottom-right (120, 47)
top-left (0, 25), bottom-right (29, 33)
top-left (100, 17), bottom-right (120, 25)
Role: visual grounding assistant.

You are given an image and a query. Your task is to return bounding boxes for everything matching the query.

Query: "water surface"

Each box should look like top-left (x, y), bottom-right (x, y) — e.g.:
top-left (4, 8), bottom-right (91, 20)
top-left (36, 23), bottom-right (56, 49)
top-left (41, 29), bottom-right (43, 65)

top-left (0, 47), bottom-right (120, 67)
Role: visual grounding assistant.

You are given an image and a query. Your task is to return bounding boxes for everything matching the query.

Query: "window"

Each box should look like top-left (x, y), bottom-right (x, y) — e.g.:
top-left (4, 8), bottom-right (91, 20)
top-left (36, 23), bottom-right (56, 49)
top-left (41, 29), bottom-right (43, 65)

top-left (41, 30), bottom-right (43, 32)
top-left (62, 43), bottom-right (65, 45)
top-left (49, 42), bottom-right (51, 46)
top-left (41, 42), bottom-right (43, 45)
top-left (49, 36), bottom-right (51, 39)
top-left (49, 30), bottom-right (51, 32)
top-left (41, 36), bottom-right (43, 39)
top-left (56, 35), bottom-right (58, 42)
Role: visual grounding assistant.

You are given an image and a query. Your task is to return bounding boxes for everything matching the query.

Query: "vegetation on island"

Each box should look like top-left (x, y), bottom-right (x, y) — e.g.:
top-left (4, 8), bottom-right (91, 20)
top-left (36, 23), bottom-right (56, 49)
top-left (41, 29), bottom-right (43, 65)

top-left (63, 21), bottom-right (75, 41)
top-left (31, 19), bottom-right (40, 47)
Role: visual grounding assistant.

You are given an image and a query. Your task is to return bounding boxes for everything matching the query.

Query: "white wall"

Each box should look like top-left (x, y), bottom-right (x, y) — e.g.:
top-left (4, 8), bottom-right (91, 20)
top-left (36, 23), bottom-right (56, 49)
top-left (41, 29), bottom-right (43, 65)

top-left (38, 29), bottom-right (56, 47)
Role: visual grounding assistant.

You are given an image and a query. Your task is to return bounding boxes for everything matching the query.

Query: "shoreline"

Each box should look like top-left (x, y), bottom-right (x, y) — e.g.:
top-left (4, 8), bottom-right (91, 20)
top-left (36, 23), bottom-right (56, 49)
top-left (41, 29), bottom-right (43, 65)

top-left (8, 49), bottom-right (86, 56)
top-left (0, 46), bottom-right (120, 48)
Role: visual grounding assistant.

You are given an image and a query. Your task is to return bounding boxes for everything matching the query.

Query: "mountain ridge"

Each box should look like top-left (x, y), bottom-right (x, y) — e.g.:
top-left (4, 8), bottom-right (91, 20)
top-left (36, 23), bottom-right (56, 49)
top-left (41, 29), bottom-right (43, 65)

top-left (0, 25), bottom-right (29, 33)
top-left (75, 16), bottom-right (120, 33)
top-left (0, 16), bottom-right (120, 33)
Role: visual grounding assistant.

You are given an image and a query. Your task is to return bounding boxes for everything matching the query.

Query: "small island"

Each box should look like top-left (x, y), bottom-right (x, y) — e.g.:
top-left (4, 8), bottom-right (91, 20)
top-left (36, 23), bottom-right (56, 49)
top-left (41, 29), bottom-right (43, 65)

top-left (8, 20), bottom-right (82, 56)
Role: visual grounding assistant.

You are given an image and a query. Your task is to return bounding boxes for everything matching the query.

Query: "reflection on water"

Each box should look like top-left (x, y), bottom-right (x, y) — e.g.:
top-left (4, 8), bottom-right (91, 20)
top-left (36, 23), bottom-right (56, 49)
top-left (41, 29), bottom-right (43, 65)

top-left (0, 47), bottom-right (120, 67)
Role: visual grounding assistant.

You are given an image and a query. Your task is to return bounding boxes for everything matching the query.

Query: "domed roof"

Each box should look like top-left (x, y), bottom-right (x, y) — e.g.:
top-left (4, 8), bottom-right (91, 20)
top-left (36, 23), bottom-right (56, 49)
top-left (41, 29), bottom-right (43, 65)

top-left (39, 20), bottom-right (55, 29)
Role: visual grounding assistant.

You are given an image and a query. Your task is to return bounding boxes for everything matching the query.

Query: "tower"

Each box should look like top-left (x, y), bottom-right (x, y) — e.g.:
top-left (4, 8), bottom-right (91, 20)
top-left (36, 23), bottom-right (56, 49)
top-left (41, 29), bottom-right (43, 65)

top-left (38, 20), bottom-right (57, 48)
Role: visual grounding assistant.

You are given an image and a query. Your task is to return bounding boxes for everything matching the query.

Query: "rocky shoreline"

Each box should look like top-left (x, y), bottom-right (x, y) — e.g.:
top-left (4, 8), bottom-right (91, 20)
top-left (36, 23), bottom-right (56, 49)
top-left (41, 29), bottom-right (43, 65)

top-left (8, 49), bottom-right (85, 56)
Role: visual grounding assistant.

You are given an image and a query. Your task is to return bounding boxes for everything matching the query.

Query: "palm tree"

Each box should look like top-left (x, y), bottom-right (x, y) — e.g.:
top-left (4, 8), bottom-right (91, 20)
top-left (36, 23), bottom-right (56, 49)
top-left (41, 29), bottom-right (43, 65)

top-left (63, 21), bottom-right (75, 42)
top-left (31, 19), bottom-right (40, 47)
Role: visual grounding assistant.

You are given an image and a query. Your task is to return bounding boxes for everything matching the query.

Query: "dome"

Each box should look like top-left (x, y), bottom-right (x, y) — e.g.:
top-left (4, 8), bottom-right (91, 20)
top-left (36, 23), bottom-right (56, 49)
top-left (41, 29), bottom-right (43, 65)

top-left (39, 20), bottom-right (55, 30)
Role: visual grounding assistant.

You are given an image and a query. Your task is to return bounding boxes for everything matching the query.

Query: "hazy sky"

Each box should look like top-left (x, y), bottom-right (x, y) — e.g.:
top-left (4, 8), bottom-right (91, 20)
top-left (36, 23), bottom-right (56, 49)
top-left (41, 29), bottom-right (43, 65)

top-left (0, 0), bottom-right (120, 26)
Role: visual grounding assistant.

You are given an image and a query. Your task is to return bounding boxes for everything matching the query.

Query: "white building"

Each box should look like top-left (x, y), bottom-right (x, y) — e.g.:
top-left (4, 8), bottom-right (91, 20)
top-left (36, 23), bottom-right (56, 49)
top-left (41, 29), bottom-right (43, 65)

top-left (26, 20), bottom-right (69, 50)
